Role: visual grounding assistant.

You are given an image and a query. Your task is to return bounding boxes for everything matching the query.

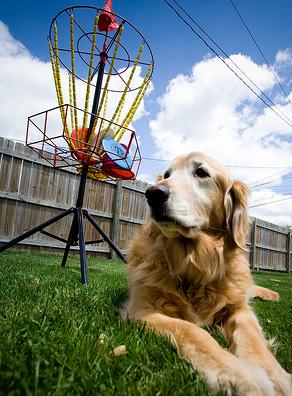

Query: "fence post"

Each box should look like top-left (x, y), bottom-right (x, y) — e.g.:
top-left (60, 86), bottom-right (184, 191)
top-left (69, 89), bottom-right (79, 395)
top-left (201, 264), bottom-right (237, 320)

top-left (250, 218), bottom-right (257, 270)
top-left (286, 231), bottom-right (291, 273)
top-left (110, 180), bottom-right (123, 259)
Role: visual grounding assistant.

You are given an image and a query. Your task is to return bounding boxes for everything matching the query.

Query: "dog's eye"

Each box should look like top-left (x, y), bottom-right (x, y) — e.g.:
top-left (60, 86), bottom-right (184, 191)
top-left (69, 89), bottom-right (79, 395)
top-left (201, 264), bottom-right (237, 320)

top-left (194, 168), bottom-right (210, 178)
top-left (164, 171), bottom-right (171, 179)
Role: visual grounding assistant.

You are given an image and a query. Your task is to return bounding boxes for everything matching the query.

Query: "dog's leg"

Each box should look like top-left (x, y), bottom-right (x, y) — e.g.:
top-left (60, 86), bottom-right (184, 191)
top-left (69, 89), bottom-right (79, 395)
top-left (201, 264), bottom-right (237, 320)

top-left (251, 285), bottom-right (279, 301)
top-left (142, 312), bottom-right (275, 396)
top-left (224, 306), bottom-right (291, 396)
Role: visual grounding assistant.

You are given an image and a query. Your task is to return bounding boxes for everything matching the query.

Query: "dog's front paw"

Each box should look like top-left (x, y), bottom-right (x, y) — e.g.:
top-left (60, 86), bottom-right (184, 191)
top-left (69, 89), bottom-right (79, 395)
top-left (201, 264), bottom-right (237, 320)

top-left (205, 365), bottom-right (275, 396)
top-left (268, 368), bottom-right (292, 396)
top-left (251, 286), bottom-right (279, 301)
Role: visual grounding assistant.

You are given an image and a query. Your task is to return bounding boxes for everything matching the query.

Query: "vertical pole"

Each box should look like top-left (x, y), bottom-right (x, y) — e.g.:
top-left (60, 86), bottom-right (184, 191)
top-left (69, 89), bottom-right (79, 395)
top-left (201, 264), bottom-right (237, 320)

top-left (250, 218), bottom-right (257, 270)
top-left (286, 231), bottom-right (291, 273)
top-left (61, 56), bottom-right (107, 271)
top-left (75, 163), bottom-right (89, 208)
top-left (75, 57), bottom-right (107, 209)
top-left (87, 59), bottom-right (106, 139)
top-left (77, 207), bottom-right (87, 284)
top-left (110, 180), bottom-right (123, 259)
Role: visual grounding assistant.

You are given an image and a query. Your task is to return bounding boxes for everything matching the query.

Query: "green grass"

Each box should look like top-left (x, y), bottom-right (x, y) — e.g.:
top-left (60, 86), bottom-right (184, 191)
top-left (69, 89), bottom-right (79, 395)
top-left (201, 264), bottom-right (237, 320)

top-left (0, 252), bottom-right (291, 395)
top-left (251, 271), bottom-right (292, 372)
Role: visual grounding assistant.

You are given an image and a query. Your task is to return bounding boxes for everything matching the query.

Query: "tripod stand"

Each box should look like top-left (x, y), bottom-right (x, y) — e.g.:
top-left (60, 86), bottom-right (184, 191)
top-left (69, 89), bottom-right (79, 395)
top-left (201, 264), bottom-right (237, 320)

top-left (0, 169), bottom-right (126, 285)
top-left (0, 58), bottom-right (126, 285)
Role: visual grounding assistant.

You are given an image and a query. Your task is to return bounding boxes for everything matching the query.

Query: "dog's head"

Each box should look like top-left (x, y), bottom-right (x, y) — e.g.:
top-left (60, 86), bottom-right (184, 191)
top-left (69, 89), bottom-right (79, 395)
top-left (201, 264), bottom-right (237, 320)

top-left (145, 152), bottom-right (249, 249)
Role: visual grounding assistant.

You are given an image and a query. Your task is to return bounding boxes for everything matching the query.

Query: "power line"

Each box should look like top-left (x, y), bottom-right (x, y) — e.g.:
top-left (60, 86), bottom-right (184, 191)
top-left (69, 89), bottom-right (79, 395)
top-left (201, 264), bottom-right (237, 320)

top-left (170, 0), bottom-right (292, 124)
top-left (250, 168), bottom-right (291, 187)
top-left (226, 165), bottom-right (292, 169)
top-left (166, 0), bottom-right (292, 126)
top-left (252, 172), bottom-right (292, 188)
top-left (250, 190), bottom-right (292, 204)
top-left (162, 0), bottom-right (292, 129)
top-left (142, 157), bottom-right (292, 170)
top-left (5, 138), bottom-right (292, 172)
top-left (249, 195), bottom-right (292, 208)
top-left (142, 156), bottom-right (292, 193)
top-left (142, 157), bottom-right (170, 163)
top-left (254, 186), bottom-right (292, 191)
top-left (230, 0), bottom-right (291, 102)
top-left (265, 186), bottom-right (292, 189)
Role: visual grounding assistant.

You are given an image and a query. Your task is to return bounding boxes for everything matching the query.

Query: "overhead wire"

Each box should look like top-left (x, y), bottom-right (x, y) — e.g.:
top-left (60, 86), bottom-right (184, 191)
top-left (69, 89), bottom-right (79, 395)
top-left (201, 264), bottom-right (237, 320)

top-left (230, 0), bottom-right (291, 102)
top-left (0, 137), bottom-right (286, 169)
top-left (161, 0), bottom-right (292, 129)
top-left (162, 0), bottom-right (292, 193)
top-left (228, 1), bottom-right (292, 191)
top-left (142, 153), bottom-right (292, 208)
top-left (265, 186), bottom-right (292, 189)
top-left (229, 1), bottom-right (292, 209)
top-left (252, 172), bottom-right (292, 188)
top-left (250, 189), bottom-right (292, 203)
top-left (5, 137), bottom-right (289, 167)
top-left (225, 165), bottom-right (292, 169)
top-left (249, 167), bottom-right (291, 187)
top-left (252, 188), bottom-right (292, 194)
top-left (142, 157), bottom-right (292, 170)
top-left (249, 195), bottom-right (292, 208)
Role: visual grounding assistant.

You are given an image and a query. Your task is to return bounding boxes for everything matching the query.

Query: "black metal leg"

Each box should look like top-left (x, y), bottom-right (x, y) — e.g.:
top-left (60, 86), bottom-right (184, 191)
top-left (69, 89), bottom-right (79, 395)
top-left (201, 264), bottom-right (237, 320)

top-left (0, 208), bottom-right (74, 253)
top-left (61, 242), bottom-right (71, 267)
top-left (77, 208), bottom-right (87, 285)
top-left (61, 210), bottom-right (79, 267)
top-left (83, 209), bottom-right (126, 262)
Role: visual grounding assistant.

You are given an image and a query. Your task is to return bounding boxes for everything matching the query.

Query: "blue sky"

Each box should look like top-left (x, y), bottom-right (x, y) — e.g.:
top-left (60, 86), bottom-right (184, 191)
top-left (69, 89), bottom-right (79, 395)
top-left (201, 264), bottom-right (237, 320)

top-left (1, 1), bottom-right (292, 91)
top-left (1, 0), bottom-right (292, 224)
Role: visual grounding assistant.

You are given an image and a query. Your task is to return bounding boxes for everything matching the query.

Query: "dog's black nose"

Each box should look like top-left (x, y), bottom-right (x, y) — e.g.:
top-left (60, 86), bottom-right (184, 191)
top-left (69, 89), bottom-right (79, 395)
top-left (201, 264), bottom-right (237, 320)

top-left (145, 185), bottom-right (170, 207)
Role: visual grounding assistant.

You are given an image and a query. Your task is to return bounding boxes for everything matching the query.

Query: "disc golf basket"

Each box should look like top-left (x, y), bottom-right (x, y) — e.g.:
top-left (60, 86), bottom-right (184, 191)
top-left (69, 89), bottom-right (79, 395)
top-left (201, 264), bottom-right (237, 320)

top-left (0, 2), bottom-right (154, 284)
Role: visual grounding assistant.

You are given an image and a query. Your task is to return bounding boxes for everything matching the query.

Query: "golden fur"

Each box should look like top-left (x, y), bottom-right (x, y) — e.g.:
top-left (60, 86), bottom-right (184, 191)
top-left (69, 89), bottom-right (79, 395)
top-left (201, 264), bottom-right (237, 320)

top-left (122, 152), bottom-right (291, 395)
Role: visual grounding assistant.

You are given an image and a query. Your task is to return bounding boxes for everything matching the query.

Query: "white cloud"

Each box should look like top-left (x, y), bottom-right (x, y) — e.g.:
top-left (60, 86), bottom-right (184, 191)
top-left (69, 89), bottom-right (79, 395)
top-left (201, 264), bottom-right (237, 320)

top-left (0, 22), bottom-right (28, 58)
top-left (137, 172), bottom-right (155, 184)
top-left (0, 22), bottom-right (57, 141)
top-left (250, 188), bottom-right (292, 225)
top-left (275, 48), bottom-right (292, 67)
top-left (149, 53), bottom-right (292, 225)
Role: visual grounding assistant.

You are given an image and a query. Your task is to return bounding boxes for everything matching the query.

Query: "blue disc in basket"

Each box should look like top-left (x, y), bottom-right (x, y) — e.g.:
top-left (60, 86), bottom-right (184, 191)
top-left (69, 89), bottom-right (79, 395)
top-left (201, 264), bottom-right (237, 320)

top-left (102, 137), bottom-right (132, 169)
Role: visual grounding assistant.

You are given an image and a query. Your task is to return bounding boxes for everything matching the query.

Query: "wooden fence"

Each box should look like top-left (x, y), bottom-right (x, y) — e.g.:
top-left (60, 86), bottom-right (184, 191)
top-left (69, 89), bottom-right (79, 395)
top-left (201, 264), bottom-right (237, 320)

top-left (0, 138), bottom-right (148, 258)
top-left (0, 138), bottom-right (291, 271)
top-left (247, 218), bottom-right (291, 272)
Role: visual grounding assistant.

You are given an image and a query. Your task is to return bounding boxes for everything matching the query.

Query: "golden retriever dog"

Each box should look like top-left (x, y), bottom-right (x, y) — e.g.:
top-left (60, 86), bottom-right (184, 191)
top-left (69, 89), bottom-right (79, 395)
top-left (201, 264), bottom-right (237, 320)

top-left (122, 152), bottom-right (291, 395)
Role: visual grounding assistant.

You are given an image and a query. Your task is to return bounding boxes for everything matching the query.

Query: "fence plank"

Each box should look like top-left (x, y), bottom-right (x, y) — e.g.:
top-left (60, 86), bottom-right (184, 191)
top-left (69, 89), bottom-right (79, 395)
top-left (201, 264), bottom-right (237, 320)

top-left (250, 219), bottom-right (256, 270)
top-left (287, 232), bottom-right (291, 273)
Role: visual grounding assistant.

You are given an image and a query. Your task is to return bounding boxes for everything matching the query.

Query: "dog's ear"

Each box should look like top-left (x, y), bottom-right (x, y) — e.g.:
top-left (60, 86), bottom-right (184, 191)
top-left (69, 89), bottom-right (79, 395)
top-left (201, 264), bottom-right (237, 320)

top-left (224, 180), bottom-right (250, 250)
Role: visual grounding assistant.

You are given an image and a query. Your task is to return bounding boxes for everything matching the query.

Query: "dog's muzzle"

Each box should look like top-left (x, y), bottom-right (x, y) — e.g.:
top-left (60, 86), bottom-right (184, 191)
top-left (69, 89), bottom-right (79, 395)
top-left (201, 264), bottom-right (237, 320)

top-left (145, 185), bottom-right (170, 208)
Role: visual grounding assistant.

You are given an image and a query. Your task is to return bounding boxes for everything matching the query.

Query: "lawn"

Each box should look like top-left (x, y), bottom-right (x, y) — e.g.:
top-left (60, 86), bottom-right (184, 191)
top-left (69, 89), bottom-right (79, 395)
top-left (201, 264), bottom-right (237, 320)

top-left (0, 252), bottom-right (291, 395)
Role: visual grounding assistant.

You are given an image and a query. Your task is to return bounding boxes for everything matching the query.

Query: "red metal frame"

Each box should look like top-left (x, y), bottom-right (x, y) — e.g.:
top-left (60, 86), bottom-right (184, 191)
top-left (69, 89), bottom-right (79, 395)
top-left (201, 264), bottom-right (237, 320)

top-left (26, 103), bottom-right (142, 181)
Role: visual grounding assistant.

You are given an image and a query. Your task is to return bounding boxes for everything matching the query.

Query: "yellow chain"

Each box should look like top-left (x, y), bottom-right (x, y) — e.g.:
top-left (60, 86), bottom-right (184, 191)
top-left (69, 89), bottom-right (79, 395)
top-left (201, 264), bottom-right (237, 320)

top-left (115, 63), bottom-right (152, 140)
top-left (83, 15), bottom-right (99, 133)
top-left (70, 14), bottom-right (79, 136)
top-left (51, 25), bottom-right (69, 136)
top-left (105, 43), bottom-right (144, 135)
top-left (92, 25), bottom-right (124, 137)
